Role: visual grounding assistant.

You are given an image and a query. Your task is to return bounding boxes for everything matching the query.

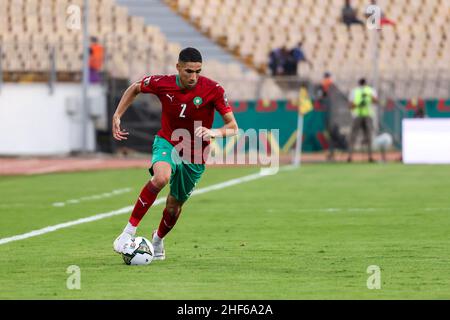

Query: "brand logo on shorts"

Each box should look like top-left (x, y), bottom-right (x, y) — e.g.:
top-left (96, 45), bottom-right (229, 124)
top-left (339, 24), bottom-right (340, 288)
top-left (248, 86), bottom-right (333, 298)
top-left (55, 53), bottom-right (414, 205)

top-left (162, 152), bottom-right (167, 156)
top-left (193, 96), bottom-right (203, 108)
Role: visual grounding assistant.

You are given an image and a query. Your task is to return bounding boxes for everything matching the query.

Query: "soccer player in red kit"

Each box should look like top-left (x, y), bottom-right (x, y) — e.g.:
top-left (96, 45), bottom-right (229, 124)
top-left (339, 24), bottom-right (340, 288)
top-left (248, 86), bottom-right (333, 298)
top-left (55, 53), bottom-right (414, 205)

top-left (112, 48), bottom-right (238, 260)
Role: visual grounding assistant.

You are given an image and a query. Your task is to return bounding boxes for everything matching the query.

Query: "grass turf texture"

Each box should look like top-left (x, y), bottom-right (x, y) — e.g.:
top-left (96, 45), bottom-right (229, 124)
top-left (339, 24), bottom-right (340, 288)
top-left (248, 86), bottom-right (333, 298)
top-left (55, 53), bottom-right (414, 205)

top-left (0, 164), bottom-right (449, 299)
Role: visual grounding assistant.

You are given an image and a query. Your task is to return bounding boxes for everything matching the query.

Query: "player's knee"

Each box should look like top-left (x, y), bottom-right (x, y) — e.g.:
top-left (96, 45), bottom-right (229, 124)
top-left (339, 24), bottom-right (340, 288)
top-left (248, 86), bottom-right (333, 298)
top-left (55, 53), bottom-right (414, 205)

top-left (152, 175), bottom-right (170, 189)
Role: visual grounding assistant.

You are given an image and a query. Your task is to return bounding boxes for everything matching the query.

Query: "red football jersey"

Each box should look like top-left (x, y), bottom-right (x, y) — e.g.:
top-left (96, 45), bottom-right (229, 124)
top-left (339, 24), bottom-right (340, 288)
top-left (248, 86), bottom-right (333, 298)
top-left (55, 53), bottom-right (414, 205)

top-left (140, 74), bottom-right (232, 163)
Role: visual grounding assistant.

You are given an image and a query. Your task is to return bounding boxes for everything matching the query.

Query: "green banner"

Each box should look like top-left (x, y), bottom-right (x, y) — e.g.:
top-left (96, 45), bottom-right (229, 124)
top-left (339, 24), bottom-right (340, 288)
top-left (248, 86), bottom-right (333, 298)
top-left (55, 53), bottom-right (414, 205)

top-left (214, 99), bottom-right (450, 153)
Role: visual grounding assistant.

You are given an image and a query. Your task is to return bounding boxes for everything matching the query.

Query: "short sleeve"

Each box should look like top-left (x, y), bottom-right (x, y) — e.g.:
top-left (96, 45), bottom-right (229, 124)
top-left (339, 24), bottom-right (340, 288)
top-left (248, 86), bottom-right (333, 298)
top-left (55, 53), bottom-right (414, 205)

top-left (213, 84), bottom-right (232, 116)
top-left (140, 75), bottom-right (160, 94)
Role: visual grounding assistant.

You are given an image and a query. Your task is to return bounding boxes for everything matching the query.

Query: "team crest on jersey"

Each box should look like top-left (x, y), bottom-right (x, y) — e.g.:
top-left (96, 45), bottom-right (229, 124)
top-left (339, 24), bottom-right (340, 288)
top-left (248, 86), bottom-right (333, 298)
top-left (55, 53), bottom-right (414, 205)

top-left (143, 76), bottom-right (151, 86)
top-left (193, 96), bottom-right (203, 108)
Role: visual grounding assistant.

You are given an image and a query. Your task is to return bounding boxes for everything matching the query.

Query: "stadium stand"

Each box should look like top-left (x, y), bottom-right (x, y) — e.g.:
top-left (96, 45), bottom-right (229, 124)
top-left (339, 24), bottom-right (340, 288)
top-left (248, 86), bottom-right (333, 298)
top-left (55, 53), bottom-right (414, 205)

top-left (0, 0), bottom-right (180, 80)
top-left (0, 0), bottom-right (259, 98)
top-left (0, 0), bottom-right (448, 100)
top-left (168, 0), bottom-right (450, 99)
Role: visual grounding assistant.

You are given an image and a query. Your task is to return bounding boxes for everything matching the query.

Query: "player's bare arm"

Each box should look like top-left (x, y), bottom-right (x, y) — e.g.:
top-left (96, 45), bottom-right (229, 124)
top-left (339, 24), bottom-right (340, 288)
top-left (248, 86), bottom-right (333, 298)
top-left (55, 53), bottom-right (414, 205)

top-left (112, 81), bottom-right (142, 141)
top-left (372, 95), bottom-right (379, 104)
top-left (194, 112), bottom-right (238, 140)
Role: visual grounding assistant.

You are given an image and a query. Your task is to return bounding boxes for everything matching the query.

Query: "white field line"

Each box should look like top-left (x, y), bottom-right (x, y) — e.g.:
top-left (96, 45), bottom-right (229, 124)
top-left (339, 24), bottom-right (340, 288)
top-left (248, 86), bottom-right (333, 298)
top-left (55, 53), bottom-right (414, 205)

top-left (0, 168), bottom-right (280, 246)
top-left (424, 208), bottom-right (450, 212)
top-left (52, 188), bottom-right (133, 207)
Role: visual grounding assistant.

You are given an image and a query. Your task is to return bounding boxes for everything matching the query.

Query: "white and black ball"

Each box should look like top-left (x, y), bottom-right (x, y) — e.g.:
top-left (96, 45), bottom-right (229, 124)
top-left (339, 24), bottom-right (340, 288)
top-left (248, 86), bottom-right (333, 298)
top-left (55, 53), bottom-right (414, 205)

top-left (121, 236), bottom-right (154, 265)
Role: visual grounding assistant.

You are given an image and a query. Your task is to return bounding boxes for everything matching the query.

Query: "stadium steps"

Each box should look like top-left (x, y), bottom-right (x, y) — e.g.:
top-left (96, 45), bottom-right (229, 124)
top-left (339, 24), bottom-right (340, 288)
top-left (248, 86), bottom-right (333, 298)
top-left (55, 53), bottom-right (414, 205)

top-left (115, 0), bottom-right (247, 69)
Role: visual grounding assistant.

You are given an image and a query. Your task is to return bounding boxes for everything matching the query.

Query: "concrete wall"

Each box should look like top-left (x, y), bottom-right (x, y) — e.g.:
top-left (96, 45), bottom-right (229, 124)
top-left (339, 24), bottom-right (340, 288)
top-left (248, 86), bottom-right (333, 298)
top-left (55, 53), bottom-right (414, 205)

top-left (0, 83), bottom-right (107, 156)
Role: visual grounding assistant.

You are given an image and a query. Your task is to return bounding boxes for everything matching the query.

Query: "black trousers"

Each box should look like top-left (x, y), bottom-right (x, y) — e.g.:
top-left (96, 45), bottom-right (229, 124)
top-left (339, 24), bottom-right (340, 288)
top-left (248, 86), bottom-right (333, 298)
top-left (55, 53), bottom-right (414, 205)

top-left (348, 117), bottom-right (373, 159)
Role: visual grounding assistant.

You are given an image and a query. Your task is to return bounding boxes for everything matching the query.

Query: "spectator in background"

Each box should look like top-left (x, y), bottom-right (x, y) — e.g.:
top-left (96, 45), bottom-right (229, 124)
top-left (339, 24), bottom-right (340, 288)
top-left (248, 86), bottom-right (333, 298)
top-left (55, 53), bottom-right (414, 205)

top-left (268, 48), bottom-right (279, 75)
top-left (347, 78), bottom-right (378, 163)
top-left (412, 99), bottom-right (426, 118)
top-left (318, 72), bottom-right (336, 160)
top-left (321, 72), bottom-right (333, 97)
top-left (89, 37), bottom-right (104, 83)
top-left (268, 44), bottom-right (312, 76)
top-left (341, 0), bottom-right (364, 29)
top-left (316, 72), bottom-right (347, 162)
top-left (414, 107), bottom-right (426, 118)
top-left (268, 46), bottom-right (294, 76)
top-left (269, 47), bottom-right (285, 75)
top-left (366, 0), bottom-right (396, 27)
top-left (283, 46), bottom-right (298, 76)
top-left (290, 42), bottom-right (313, 76)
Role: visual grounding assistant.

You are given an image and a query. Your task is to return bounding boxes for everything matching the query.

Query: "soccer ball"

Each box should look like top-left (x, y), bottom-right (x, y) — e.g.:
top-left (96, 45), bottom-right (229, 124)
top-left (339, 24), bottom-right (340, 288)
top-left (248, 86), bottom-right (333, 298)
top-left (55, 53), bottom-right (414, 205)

top-left (121, 236), bottom-right (154, 265)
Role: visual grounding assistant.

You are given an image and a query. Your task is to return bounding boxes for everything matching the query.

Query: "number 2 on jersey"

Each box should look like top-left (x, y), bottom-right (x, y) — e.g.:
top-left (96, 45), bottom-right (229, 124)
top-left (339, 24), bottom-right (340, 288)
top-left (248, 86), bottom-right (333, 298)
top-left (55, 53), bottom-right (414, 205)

top-left (179, 104), bottom-right (187, 118)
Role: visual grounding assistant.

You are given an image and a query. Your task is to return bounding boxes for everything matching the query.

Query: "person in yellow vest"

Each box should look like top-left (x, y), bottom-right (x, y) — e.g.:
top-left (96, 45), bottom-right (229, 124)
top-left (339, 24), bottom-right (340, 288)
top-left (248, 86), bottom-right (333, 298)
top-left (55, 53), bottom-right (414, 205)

top-left (347, 78), bottom-right (378, 162)
top-left (89, 37), bottom-right (104, 83)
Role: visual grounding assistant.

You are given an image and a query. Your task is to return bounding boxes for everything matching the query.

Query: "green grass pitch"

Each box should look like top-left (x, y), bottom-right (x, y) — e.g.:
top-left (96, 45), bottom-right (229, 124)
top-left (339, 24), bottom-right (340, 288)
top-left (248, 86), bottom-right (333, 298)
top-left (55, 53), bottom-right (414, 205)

top-left (0, 164), bottom-right (449, 299)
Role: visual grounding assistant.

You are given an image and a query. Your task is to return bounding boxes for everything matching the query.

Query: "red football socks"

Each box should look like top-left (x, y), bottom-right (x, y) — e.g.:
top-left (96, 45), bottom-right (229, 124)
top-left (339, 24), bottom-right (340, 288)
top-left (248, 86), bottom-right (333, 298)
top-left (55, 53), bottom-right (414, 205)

top-left (128, 181), bottom-right (161, 227)
top-left (157, 208), bottom-right (182, 238)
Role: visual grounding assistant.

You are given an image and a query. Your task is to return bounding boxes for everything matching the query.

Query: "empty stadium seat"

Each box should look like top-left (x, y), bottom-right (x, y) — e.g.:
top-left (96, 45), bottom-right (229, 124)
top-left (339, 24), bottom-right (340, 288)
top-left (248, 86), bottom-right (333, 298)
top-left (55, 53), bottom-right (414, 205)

top-left (0, 0), bottom-right (216, 83)
top-left (169, 0), bottom-right (449, 99)
top-left (1, 0), bottom-right (448, 99)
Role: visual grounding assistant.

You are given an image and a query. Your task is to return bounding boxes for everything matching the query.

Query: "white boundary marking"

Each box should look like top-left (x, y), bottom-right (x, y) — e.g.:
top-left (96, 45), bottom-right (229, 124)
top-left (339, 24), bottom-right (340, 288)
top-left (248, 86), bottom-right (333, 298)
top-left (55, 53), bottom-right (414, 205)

top-left (52, 188), bottom-right (133, 207)
top-left (0, 168), bottom-right (283, 246)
